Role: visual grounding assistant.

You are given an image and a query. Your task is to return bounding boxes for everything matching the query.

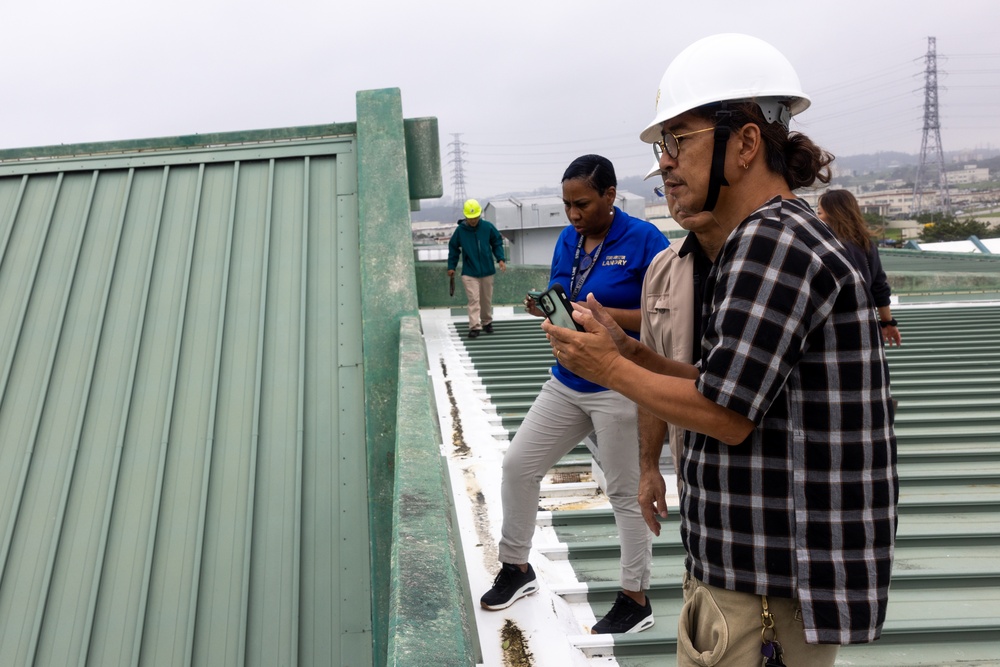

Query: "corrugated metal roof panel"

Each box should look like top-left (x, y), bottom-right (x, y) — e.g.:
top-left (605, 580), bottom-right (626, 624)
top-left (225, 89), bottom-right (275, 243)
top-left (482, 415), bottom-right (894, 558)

top-left (0, 139), bottom-right (373, 666)
top-left (431, 303), bottom-right (1000, 666)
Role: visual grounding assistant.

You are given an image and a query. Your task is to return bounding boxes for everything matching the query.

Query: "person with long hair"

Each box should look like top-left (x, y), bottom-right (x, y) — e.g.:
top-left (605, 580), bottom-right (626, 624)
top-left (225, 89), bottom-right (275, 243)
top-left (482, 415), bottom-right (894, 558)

top-left (544, 34), bottom-right (897, 666)
top-left (480, 154), bottom-right (668, 634)
top-left (818, 189), bottom-right (902, 345)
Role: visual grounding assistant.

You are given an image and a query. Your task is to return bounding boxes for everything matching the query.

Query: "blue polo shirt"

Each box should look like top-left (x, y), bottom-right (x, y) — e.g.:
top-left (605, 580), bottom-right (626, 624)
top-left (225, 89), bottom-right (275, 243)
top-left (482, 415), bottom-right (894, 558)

top-left (549, 206), bottom-right (669, 392)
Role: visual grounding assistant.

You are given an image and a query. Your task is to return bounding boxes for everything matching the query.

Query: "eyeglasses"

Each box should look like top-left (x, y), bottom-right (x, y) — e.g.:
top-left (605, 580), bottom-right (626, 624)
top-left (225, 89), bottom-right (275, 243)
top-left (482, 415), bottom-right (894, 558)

top-left (652, 126), bottom-right (715, 161)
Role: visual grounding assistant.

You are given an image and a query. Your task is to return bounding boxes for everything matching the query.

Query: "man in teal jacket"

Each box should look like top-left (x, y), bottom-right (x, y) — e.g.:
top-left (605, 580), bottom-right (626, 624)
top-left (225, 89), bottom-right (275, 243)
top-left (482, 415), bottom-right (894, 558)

top-left (448, 199), bottom-right (507, 338)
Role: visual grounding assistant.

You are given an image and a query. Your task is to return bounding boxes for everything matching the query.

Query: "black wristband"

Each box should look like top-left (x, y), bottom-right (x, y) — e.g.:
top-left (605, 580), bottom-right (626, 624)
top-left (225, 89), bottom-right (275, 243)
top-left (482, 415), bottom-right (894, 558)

top-left (879, 318), bottom-right (898, 328)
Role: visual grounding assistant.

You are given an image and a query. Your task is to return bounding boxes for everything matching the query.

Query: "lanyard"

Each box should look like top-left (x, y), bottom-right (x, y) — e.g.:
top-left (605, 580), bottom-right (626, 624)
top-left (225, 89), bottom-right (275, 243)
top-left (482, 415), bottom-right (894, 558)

top-left (569, 210), bottom-right (616, 301)
top-left (569, 235), bottom-right (606, 301)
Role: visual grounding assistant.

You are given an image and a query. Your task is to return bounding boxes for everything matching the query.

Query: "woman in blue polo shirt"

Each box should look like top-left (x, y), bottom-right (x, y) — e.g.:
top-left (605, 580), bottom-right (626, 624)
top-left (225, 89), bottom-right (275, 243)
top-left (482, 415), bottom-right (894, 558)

top-left (479, 154), bottom-right (669, 634)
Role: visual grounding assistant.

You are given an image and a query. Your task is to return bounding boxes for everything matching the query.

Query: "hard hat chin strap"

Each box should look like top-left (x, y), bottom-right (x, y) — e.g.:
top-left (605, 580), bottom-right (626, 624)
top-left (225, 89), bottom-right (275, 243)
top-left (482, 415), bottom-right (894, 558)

top-left (702, 108), bottom-right (732, 212)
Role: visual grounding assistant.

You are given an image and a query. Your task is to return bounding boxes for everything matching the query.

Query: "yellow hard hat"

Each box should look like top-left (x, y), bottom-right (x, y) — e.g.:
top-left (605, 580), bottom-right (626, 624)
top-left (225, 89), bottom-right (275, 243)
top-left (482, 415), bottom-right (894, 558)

top-left (463, 199), bottom-right (483, 219)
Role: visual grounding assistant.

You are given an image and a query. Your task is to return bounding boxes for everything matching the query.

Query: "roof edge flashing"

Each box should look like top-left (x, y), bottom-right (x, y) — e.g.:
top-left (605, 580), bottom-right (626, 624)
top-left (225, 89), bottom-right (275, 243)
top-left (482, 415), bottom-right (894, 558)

top-left (0, 121), bottom-right (360, 163)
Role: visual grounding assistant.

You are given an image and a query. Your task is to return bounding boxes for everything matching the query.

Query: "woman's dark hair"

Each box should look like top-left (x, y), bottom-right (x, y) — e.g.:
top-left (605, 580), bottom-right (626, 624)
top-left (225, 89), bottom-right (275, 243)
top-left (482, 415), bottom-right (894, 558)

top-left (562, 154), bottom-right (617, 195)
top-left (819, 189), bottom-right (873, 250)
top-left (692, 101), bottom-right (835, 191)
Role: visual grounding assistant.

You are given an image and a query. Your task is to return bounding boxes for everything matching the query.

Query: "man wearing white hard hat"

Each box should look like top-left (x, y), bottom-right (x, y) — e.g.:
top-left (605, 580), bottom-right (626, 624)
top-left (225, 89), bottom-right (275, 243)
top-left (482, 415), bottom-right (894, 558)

top-left (447, 198), bottom-right (506, 338)
top-left (543, 34), bottom-right (897, 666)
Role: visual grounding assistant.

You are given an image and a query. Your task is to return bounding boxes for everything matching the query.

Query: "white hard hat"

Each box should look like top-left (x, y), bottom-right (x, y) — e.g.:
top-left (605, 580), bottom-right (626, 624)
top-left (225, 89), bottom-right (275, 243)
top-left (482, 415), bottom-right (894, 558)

top-left (639, 33), bottom-right (811, 144)
top-left (643, 162), bottom-right (662, 181)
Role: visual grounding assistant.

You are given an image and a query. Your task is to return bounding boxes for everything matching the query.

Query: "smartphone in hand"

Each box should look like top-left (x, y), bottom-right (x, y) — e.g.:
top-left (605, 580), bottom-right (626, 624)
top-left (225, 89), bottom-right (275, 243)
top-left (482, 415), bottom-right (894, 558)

top-left (538, 284), bottom-right (584, 331)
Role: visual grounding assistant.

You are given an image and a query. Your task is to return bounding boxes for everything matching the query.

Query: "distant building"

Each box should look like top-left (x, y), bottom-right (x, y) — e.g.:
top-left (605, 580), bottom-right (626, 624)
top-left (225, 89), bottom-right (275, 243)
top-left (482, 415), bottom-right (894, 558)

top-left (485, 191), bottom-right (648, 265)
top-left (643, 201), bottom-right (690, 239)
top-left (945, 164), bottom-right (990, 186)
top-left (857, 188), bottom-right (918, 218)
top-left (412, 220), bottom-right (459, 262)
top-left (816, 186), bottom-right (941, 220)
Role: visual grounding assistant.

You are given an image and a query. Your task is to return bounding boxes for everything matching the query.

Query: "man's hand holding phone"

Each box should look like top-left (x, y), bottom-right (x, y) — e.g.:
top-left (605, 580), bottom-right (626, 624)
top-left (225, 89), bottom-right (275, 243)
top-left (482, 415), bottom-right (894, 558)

top-left (542, 293), bottom-right (626, 385)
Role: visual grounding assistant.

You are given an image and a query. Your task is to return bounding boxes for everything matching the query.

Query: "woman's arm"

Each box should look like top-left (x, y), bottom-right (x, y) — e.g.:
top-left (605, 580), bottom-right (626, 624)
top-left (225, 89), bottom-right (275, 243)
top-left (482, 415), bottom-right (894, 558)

top-left (600, 306), bottom-right (642, 333)
top-left (877, 305), bottom-right (902, 346)
top-left (866, 243), bottom-right (893, 307)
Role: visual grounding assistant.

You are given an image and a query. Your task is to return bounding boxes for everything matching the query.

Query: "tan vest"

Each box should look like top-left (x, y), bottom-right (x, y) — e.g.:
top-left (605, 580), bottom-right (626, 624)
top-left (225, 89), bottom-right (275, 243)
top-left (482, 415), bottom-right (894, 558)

top-left (640, 245), bottom-right (695, 473)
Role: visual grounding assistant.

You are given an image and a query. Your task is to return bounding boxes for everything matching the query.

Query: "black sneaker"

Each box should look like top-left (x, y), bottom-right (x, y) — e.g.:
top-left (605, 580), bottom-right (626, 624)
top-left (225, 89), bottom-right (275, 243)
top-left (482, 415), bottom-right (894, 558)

top-left (484, 323), bottom-right (494, 334)
top-left (468, 329), bottom-right (480, 338)
top-left (480, 563), bottom-right (538, 610)
top-left (591, 591), bottom-right (654, 634)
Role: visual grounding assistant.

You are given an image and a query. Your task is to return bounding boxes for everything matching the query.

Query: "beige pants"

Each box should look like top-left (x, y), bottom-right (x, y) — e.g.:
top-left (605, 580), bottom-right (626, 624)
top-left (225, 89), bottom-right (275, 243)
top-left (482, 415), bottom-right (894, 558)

top-left (462, 274), bottom-right (494, 331)
top-left (677, 573), bottom-right (839, 667)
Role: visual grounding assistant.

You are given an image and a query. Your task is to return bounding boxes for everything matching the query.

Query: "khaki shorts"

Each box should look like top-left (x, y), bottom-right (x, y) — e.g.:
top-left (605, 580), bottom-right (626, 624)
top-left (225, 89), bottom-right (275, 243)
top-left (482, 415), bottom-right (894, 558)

top-left (677, 573), bottom-right (839, 667)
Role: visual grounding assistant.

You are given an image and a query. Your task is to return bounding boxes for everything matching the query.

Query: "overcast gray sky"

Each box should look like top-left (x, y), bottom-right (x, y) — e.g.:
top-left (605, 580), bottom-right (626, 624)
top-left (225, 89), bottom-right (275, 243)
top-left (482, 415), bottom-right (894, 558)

top-left (3, 0), bottom-right (998, 200)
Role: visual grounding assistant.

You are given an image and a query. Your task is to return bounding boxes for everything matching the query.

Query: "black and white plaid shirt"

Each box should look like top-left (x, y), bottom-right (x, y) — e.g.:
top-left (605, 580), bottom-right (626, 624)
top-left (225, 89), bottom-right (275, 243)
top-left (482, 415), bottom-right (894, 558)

top-left (682, 197), bottom-right (898, 644)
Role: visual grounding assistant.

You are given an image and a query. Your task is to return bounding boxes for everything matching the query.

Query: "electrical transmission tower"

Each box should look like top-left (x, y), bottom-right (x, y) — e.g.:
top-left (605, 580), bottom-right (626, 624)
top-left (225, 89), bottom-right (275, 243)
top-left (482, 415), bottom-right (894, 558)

top-left (448, 134), bottom-right (468, 213)
top-left (912, 36), bottom-right (951, 217)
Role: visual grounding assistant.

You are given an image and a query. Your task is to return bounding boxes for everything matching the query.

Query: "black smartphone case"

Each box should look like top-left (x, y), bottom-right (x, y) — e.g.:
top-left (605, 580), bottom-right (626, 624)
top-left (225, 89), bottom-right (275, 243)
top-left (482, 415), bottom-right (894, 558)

top-left (539, 284), bottom-right (584, 331)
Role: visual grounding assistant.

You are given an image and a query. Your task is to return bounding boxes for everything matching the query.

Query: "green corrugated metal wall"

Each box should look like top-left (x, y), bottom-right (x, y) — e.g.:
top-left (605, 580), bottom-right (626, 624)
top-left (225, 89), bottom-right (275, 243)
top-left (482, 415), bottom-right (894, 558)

top-left (0, 133), bottom-right (374, 665)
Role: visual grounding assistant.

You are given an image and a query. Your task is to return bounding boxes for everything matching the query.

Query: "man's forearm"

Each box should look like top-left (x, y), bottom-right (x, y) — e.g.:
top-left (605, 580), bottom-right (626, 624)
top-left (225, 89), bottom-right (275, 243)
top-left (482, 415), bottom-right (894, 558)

top-left (621, 338), bottom-right (700, 380)
top-left (603, 356), bottom-right (754, 445)
top-left (638, 407), bottom-right (669, 473)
